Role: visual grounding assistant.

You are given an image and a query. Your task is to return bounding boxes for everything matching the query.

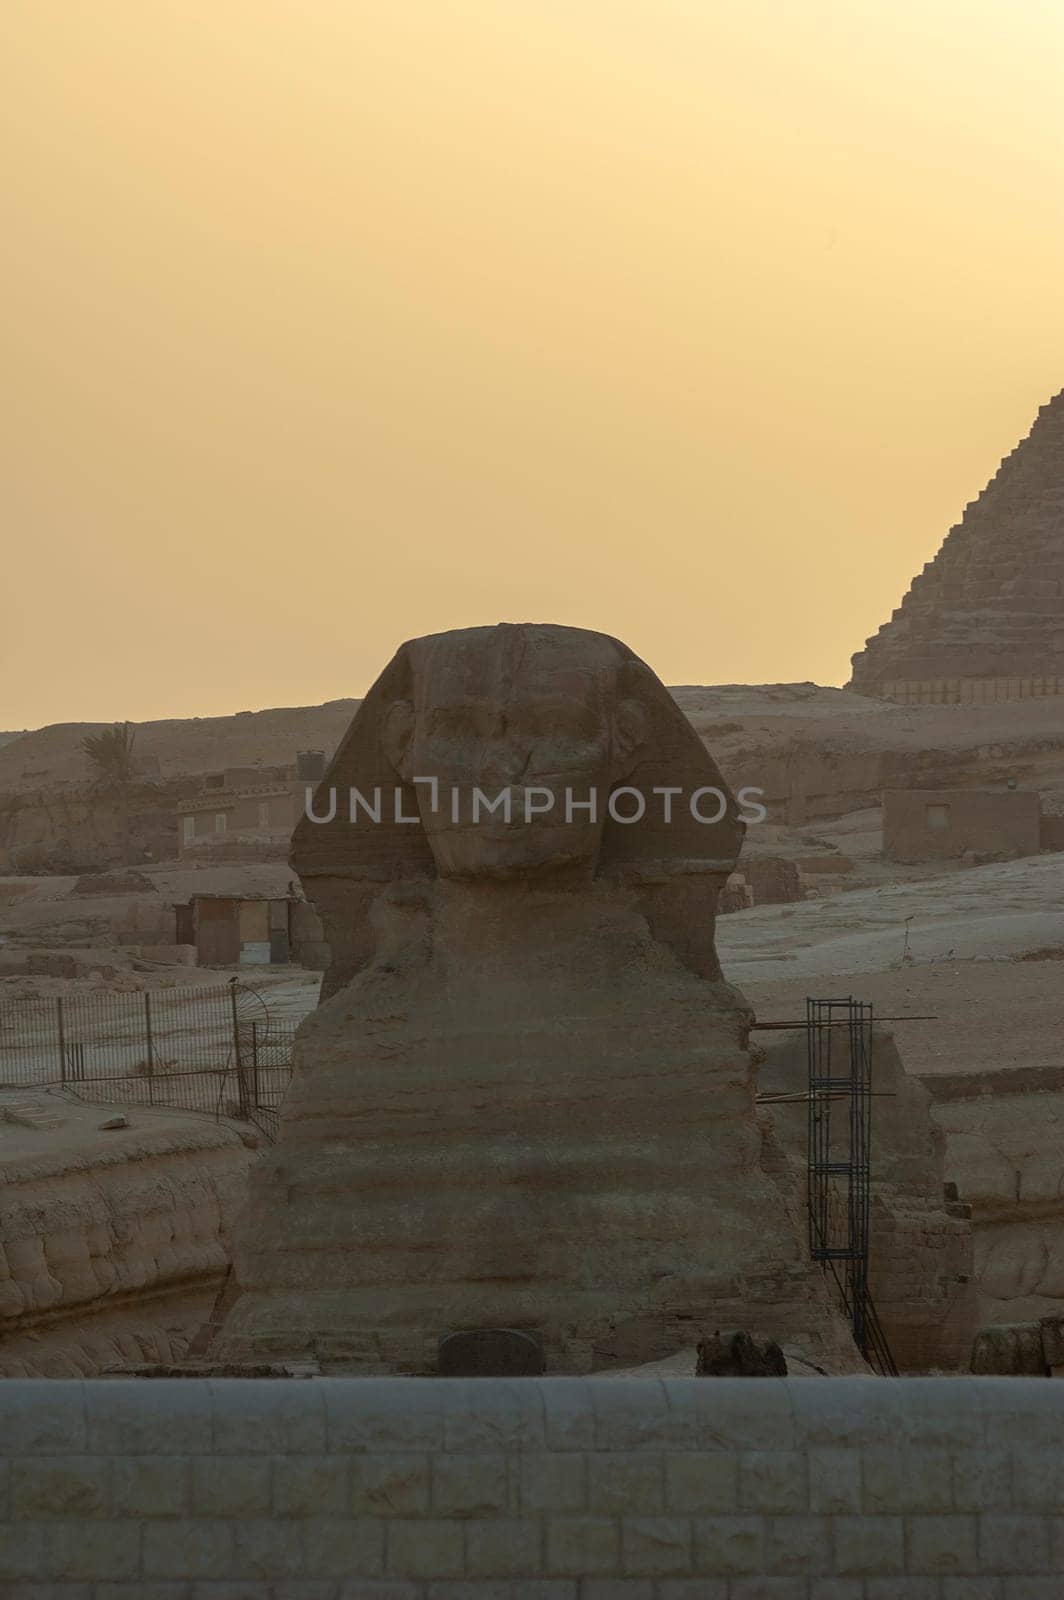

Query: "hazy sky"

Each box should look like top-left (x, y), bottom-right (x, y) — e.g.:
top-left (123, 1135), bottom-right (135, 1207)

top-left (4, 0), bottom-right (1063, 728)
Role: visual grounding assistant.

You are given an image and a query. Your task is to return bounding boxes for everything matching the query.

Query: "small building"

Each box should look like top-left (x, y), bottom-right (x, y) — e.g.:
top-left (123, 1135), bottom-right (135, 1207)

top-left (176, 754), bottom-right (326, 858)
top-left (175, 895), bottom-right (329, 969)
top-left (882, 788), bottom-right (1042, 864)
top-left (719, 856), bottom-right (803, 912)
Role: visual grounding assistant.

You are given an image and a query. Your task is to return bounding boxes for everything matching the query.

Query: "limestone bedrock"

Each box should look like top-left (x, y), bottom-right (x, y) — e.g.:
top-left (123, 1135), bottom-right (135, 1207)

top-left (216, 624), bottom-right (858, 1373)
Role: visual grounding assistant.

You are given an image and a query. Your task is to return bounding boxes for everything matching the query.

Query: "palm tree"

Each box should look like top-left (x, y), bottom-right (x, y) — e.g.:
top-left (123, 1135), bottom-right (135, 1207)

top-left (81, 722), bottom-right (137, 786)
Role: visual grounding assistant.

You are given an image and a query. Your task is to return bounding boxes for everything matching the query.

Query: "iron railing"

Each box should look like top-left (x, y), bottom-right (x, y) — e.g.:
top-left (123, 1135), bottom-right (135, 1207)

top-left (0, 983), bottom-right (299, 1138)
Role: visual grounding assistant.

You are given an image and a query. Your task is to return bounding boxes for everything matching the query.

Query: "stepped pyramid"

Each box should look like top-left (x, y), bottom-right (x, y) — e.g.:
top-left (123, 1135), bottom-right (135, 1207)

top-left (849, 390), bottom-right (1064, 703)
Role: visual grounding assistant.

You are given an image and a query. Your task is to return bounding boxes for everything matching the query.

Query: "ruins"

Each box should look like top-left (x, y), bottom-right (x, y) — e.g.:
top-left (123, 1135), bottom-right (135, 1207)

top-left (0, 1097), bottom-right (253, 1376)
top-left (850, 389), bottom-right (1064, 703)
top-left (215, 624), bottom-right (859, 1373)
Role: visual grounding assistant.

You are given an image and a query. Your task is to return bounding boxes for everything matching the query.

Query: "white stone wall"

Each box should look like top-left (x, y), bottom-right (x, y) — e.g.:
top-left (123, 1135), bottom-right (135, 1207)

top-left (0, 1377), bottom-right (1062, 1594)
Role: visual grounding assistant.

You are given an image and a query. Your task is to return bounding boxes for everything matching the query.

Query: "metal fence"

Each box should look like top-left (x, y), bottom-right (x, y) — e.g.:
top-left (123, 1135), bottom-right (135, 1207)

top-left (0, 983), bottom-right (297, 1140)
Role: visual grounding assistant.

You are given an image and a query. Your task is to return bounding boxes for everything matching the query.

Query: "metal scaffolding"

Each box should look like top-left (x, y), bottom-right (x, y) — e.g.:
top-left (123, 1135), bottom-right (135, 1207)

top-left (806, 995), bottom-right (897, 1376)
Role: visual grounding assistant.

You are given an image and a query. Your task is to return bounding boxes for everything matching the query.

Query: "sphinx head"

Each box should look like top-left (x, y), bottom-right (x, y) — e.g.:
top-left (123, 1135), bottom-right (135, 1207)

top-left (381, 626), bottom-right (647, 880)
top-left (292, 622), bottom-right (745, 992)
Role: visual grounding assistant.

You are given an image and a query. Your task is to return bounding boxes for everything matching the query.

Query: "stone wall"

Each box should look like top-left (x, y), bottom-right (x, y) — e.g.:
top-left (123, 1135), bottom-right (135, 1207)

top-left (0, 780), bottom-right (197, 874)
top-left (1041, 813), bottom-right (1064, 852)
top-left (879, 676), bottom-right (1064, 706)
top-left (1, 1376), bottom-right (1063, 1590)
top-left (883, 788), bottom-right (1042, 863)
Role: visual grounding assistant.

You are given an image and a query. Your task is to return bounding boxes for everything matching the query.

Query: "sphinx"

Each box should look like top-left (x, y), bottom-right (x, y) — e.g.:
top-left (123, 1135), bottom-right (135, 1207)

top-left (216, 624), bottom-right (856, 1372)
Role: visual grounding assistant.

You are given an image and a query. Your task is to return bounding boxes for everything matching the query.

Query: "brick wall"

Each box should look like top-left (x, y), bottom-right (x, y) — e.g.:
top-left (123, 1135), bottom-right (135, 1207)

top-left (1, 1377), bottom-right (1063, 1592)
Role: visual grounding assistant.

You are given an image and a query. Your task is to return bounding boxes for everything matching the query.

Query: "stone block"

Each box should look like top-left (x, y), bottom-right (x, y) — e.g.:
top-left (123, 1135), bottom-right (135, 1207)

top-left (113, 1455), bottom-right (190, 1518)
top-left (210, 1380), bottom-right (326, 1454)
top-left (807, 1448), bottom-right (860, 1513)
top-left (686, 1380), bottom-right (796, 1451)
top-left (580, 1583), bottom-right (654, 1600)
top-left (762, 1514), bottom-right (832, 1574)
top-left (352, 1455), bottom-right (432, 1516)
top-left (303, 1517), bottom-right (386, 1578)
top-left (0, 1526), bottom-right (48, 1582)
top-left (385, 1518), bottom-right (464, 1579)
top-left (545, 1516), bottom-right (620, 1575)
top-left (978, 1516), bottom-right (1051, 1573)
top-left (441, 1382), bottom-right (546, 1453)
top-left (11, 1458), bottom-right (112, 1518)
top-left (231, 1519), bottom-right (307, 1579)
top-left (905, 1448), bottom-right (955, 1513)
top-left (952, 1449), bottom-right (1012, 1512)
top-left (0, 1383), bottom-right (87, 1454)
top-left (738, 1451), bottom-right (808, 1513)
top-left (336, 1584), bottom-right (419, 1599)
top-left (789, 1380), bottom-right (901, 1449)
top-left (519, 1453), bottom-right (586, 1512)
top-left (587, 1452), bottom-right (664, 1514)
top-left (86, 1381), bottom-right (212, 1455)
top-left (540, 1380), bottom-right (597, 1452)
top-left (664, 1451), bottom-right (738, 1512)
top-left (591, 1381), bottom-right (696, 1451)
top-left (982, 1383), bottom-right (1064, 1448)
top-left (24, 1521), bottom-right (133, 1581)
top-left (906, 1514), bottom-right (979, 1574)
top-left (261, 1586), bottom-right (344, 1600)
top-left (864, 1583), bottom-right (938, 1600)
top-left (619, 1515), bottom-right (693, 1575)
top-left (423, 1585), bottom-right (511, 1600)
top-left (901, 1381), bottom-right (987, 1449)
top-left (192, 1457), bottom-right (272, 1517)
top-left (96, 1588), bottom-right (191, 1599)
top-left (143, 1520), bottom-right (236, 1580)
top-left (728, 1581), bottom-right (810, 1599)
top-left (692, 1516), bottom-right (765, 1574)
top-left (832, 1515), bottom-right (905, 1576)
top-left (506, 1586), bottom-right (578, 1600)
top-left (273, 1455), bottom-right (350, 1517)
top-left (325, 1383), bottom-right (443, 1454)
top-left (862, 1447), bottom-right (952, 1514)
top-left (464, 1518), bottom-right (543, 1577)
top-left (656, 1582), bottom-right (728, 1600)
top-left (432, 1455), bottom-right (511, 1517)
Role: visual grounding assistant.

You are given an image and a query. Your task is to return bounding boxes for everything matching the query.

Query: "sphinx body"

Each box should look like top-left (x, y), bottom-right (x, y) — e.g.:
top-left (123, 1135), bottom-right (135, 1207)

top-left (216, 624), bottom-right (856, 1372)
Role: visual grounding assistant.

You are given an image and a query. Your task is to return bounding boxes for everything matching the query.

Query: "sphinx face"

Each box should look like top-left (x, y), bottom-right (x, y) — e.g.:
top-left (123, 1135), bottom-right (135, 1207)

top-left (385, 633), bottom-right (643, 880)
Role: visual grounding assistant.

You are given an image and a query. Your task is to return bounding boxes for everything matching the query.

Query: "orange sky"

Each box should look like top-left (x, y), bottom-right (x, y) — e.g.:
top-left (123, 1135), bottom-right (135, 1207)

top-left (3, 0), bottom-right (1063, 729)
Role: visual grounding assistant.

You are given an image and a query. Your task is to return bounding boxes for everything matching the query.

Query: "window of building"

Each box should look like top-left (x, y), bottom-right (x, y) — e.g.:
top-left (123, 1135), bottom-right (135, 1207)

top-left (258, 801), bottom-right (270, 828)
top-left (925, 803), bottom-right (950, 830)
top-left (182, 816), bottom-right (195, 846)
top-left (205, 773), bottom-right (225, 790)
top-left (214, 813), bottom-right (228, 833)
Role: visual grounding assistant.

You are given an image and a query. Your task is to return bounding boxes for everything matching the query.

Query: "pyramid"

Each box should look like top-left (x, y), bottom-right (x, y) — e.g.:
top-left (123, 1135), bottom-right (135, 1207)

top-left (849, 390), bottom-right (1064, 703)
